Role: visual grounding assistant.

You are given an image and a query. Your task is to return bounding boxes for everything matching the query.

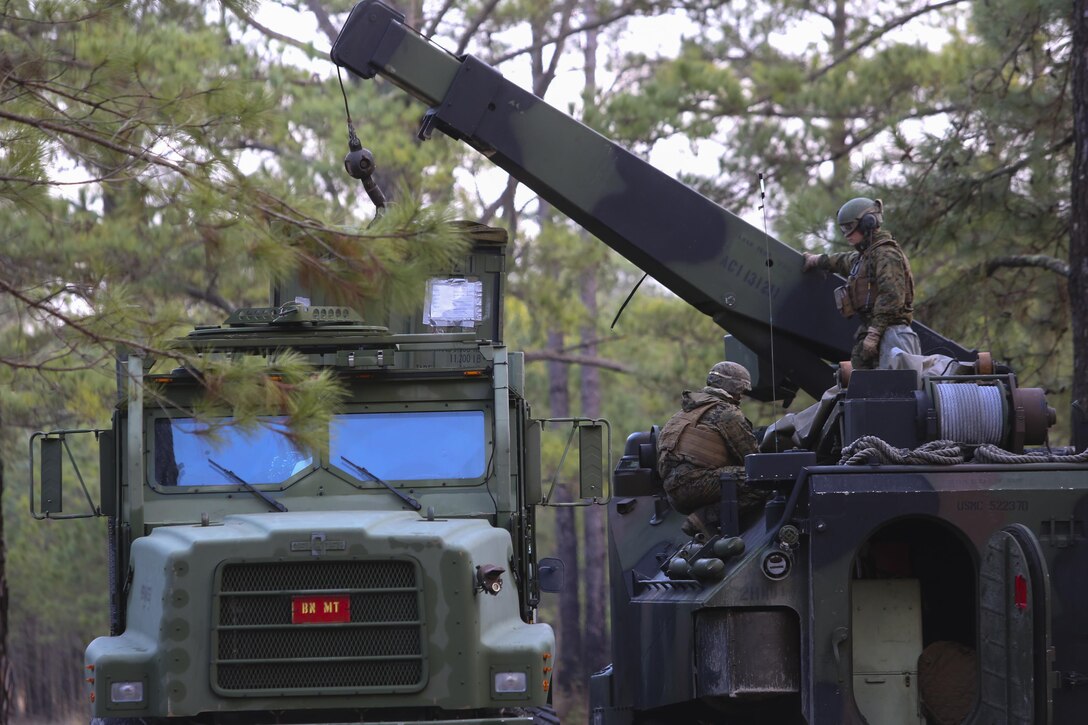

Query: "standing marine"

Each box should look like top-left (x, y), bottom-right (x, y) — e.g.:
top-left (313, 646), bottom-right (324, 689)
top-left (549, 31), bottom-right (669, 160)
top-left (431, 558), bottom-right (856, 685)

top-left (656, 361), bottom-right (762, 538)
top-left (802, 197), bottom-right (920, 369)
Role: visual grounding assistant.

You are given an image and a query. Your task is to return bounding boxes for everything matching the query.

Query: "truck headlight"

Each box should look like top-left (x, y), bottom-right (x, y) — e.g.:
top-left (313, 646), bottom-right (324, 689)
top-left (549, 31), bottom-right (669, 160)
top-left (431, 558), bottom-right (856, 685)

top-left (110, 681), bottom-right (144, 703)
top-left (493, 671), bottom-right (528, 694)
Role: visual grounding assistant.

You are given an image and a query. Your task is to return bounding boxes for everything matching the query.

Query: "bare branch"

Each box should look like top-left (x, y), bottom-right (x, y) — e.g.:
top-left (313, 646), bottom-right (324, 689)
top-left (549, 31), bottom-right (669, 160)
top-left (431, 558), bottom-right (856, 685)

top-left (478, 175), bottom-right (520, 226)
top-left (185, 286), bottom-right (235, 314)
top-left (303, 0), bottom-right (341, 44)
top-left (0, 107), bottom-right (187, 174)
top-left (0, 277), bottom-right (174, 361)
top-left (455, 0), bottom-right (502, 56)
top-left (523, 350), bottom-right (634, 374)
top-left (535, 0), bottom-right (579, 96)
top-left (423, 0), bottom-right (457, 39)
top-left (226, 4), bottom-right (322, 57)
top-left (559, 334), bottom-right (627, 354)
top-left (0, 352), bottom-right (114, 373)
top-left (986, 255), bottom-right (1070, 278)
top-left (490, 0), bottom-right (666, 66)
top-left (808, 0), bottom-right (966, 85)
top-left (0, 3), bottom-right (117, 26)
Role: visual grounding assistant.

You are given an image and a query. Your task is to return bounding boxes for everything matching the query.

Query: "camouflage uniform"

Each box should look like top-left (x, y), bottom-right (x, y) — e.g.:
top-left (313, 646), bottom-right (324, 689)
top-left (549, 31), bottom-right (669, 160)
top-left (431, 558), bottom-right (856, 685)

top-left (811, 229), bottom-right (918, 369)
top-left (656, 386), bottom-right (762, 526)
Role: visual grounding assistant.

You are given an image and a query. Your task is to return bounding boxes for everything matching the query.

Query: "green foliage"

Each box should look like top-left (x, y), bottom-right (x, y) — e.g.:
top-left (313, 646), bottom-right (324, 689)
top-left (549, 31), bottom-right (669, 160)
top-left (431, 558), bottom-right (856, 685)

top-left (602, 0), bottom-right (1075, 439)
top-left (1, 1), bottom-right (473, 717)
top-left (187, 350), bottom-right (346, 452)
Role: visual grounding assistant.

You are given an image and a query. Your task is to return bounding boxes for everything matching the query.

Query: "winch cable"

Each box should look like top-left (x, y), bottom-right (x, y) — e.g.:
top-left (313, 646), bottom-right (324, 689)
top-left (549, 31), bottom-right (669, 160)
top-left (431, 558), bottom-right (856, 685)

top-left (934, 383), bottom-right (1004, 446)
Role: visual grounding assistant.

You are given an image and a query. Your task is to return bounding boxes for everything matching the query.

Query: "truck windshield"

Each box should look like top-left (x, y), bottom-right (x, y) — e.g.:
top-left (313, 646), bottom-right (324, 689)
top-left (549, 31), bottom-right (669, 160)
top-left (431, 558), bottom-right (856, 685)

top-left (154, 418), bottom-right (313, 487)
top-left (330, 411), bottom-right (486, 481)
top-left (153, 410), bottom-right (487, 487)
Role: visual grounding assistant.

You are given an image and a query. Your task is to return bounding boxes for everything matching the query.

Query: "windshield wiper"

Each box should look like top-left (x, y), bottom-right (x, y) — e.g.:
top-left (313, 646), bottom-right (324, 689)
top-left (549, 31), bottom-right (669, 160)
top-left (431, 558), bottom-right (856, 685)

top-left (207, 458), bottom-right (288, 512)
top-left (340, 455), bottom-right (422, 511)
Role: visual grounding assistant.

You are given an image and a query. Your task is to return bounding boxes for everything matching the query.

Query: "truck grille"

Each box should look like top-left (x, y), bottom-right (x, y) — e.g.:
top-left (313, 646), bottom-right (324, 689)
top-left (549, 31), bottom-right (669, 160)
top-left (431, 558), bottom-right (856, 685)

top-left (213, 560), bottom-right (426, 695)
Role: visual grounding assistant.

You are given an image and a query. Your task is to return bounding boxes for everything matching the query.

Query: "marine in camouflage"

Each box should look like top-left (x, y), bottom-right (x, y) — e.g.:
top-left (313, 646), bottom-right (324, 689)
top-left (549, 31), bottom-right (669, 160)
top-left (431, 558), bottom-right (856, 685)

top-left (656, 387), bottom-right (763, 520)
top-left (811, 228), bottom-right (918, 369)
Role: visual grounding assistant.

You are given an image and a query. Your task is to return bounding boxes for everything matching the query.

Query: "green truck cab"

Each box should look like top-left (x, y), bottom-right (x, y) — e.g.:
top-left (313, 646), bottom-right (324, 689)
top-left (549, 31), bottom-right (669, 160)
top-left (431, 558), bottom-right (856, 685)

top-left (32, 224), bottom-right (601, 725)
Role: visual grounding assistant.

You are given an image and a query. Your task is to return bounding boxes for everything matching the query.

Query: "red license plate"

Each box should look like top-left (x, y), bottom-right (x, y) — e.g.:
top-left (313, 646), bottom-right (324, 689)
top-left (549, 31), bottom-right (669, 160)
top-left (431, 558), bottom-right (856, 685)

top-left (291, 595), bottom-right (351, 624)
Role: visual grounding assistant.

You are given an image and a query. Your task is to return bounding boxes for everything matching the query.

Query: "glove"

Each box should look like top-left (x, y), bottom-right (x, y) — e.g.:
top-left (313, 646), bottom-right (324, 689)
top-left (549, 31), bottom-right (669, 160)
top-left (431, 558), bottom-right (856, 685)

top-left (802, 252), bottom-right (821, 272)
top-left (862, 327), bottom-right (881, 361)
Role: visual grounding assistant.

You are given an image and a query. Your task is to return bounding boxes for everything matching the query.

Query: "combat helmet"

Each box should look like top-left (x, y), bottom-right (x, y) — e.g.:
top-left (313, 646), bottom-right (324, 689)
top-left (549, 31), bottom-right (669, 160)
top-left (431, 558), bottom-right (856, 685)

top-left (837, 197), bottom-right (884, 237)
top-left (706, 361), bottom-right (752, 397)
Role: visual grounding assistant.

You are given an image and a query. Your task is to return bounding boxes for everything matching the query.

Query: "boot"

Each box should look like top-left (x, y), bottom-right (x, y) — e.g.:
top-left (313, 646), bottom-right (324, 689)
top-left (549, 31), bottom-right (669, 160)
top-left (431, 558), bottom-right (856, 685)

top-left (680, 505), bottom-right (719, 539)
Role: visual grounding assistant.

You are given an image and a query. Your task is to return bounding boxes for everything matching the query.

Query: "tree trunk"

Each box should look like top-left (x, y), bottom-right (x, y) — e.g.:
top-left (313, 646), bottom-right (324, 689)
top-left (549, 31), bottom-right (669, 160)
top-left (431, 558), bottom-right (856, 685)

top-left (547, 324), bottom-right (584, 712)
top-left (828, 0), bottom-right (851, 189)
top-left (525, 8), bottom-right (585, 712)
top-left (0, 412), bottom-right (9, 725)
top-left (578, 0), bottom-right (609, 677)
top-left (578, 263), bottom-right (609, 674)
top-left (1071, 0), bottom-right (1088, 420)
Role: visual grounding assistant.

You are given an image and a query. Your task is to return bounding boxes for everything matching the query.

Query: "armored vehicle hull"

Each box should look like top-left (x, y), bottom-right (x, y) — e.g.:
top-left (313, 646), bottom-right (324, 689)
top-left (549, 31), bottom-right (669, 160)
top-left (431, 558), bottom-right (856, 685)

top-left (596, 456), bottom-right (1088, 723)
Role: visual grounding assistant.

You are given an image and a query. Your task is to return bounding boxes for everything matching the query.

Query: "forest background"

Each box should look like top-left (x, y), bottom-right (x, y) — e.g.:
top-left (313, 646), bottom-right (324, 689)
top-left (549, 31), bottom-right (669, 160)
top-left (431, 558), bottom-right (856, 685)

top-left (0, 0), bottom-right (1084, 722)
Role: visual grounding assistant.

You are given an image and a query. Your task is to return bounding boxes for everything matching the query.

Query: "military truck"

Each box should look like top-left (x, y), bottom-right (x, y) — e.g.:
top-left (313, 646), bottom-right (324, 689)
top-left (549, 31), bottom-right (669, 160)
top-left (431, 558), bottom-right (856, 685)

top-left (31, 207), bottom-right (608, 722)
top-left (331, 2), bottom-right (1088, 723)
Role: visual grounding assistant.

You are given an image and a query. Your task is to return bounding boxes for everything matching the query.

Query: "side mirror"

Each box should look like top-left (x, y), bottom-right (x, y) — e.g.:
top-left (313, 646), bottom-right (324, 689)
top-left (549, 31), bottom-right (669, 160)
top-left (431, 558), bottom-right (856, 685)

top-left (538, 557), bottom-right (565, 593)
top-left (578, 424), bottom-right (604, 500)
top-left (30, 429), bottom-right (105, 520)
top-left (39, 437), bottom-right (64, 515)
top-left (536, 417), bottom-right (611, 506)
top-left (99, 430), bottom-right (117, 517)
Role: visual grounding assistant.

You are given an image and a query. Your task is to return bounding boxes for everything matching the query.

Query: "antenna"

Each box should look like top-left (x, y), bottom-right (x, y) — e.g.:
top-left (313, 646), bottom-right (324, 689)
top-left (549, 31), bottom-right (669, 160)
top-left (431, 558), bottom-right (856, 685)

top-left (758, 173), bottom-right (780, 448)
top-left (610, 272), bottom-right (648, 330)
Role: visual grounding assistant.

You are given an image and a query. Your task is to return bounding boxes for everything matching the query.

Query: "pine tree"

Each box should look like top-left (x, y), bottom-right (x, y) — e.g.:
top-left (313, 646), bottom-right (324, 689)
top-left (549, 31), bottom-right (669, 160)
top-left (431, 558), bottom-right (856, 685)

top-left (1, 1), bottom-right (466, 715)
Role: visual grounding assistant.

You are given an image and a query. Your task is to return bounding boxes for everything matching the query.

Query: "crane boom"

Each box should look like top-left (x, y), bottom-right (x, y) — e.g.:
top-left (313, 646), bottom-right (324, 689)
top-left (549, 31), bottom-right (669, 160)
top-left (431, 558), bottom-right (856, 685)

top-left (331, 0), bottom-right (973, 400)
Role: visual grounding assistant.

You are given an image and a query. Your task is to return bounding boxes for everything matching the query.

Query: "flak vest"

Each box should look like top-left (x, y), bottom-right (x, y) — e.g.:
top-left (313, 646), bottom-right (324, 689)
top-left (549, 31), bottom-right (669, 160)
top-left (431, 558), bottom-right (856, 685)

top-left (658, 397), bottom-right (730, 469)
top-left (835, 238), bottom-right (915, 321)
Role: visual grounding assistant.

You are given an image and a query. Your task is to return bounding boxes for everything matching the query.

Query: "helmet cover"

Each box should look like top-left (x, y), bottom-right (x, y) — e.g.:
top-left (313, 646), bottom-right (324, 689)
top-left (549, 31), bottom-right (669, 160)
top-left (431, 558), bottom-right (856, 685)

top-left (706, 361), bottom-right (752, 397)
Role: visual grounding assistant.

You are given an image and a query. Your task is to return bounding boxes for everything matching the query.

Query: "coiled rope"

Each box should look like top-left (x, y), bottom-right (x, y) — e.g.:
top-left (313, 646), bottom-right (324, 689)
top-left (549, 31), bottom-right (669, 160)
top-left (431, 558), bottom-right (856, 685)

top-left (839, 436), bottom-right (1088, 466)
top-left (839, 437), bottom-right (965, 465)
top-left (972, 444), bottom-right (1088, 465)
